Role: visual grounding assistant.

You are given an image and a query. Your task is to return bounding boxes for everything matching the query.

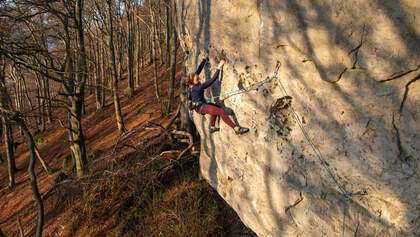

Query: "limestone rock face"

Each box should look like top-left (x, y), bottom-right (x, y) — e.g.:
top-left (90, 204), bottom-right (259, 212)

top-left (176, 0), bottom-right (420, 236)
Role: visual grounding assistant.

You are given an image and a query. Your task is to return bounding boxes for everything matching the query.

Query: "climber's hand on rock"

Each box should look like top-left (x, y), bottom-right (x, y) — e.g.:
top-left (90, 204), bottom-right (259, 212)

top-left (218, 59), bottom-right (226, 69)
top-left (204, 52), bottom-right (209, 60)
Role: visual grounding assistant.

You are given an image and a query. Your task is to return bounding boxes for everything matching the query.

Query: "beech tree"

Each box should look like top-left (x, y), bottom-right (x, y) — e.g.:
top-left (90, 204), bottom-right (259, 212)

top-left (167, 0), bottom-right (177, 114)
top-left (1, 0), bottom-right (89, 177)
top-left (0, 56), bottom-right (16, 189)
top-left (0, 85), bottom-right (44, 237)
top-left (1, 0), bottom-right (182, 177)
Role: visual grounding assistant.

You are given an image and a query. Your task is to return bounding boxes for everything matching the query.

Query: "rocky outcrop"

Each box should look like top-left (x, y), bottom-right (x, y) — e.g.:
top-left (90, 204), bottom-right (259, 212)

top-left (176, 0), bottom-right (420, 236)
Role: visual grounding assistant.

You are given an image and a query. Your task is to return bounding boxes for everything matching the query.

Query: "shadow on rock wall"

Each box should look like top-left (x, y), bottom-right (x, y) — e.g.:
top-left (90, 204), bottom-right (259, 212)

top-left (177, 0), bottom-right (419, 236)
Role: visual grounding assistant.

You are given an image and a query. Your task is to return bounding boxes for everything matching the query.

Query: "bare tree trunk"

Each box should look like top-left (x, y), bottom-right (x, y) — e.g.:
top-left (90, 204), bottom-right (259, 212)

top-left (0, 60), bottom-right (16, 189)
top-left (35, 74), bottom-right (45, 132)
top-left (152, 29), bottom-right (161, 105)
top-left (140, 29), bottom-right (144, 69)
top-left (75, 0), bottom-right (87, 118)
top-left (44, 77), bottom-right (52, 123)
top-left (167, 12), bottom-right (178, 114)
top-left (34, 145), bottom-right (51, 174)
top-left (100, 41), bottom-right (106, 108)
top-left (148, 35), bottom-right (153, 65)
top-left (149, 1), bottom-right (161, 107)
top-left (73, 0), bottom-right (88, 176)
top-left (10, 68), bottom-right (24, 136)
top-left (88, 44), bottom-right (94, 96)
top-left (94, 38), bottom-right (102, 110)
top-left (126, 4), bottom-right (134, 98)
top-left (66, 113), bottom-right (76, 170)
top-left (44, 79), bottom-right (53, 123)
top-left (61, 13), bottom-right (87, 178)
top-left (32, 72), bottom-right (41, 133)
top-left (16, 118), bottom-right (44, 237)
top-left (156, 2), bottom-right (164, 65)
top-left (135, 17), bottom-right (141, 88)
top-left (179, 53), bottom-right (196, 137)
top-left (116, 24), bottom-right (123, 85)
top-left (69, 98), bottom-right (87, 177)
top-left (21, 73), bottom-right (37, 129)
top-left (165, 5), bottom-right (171, 66)
top-left (107, 0), bottom-right (125, 133)
top-left (21, 74), bottom-right (33, 111)
top-left (1, 115), bottom-right (15, 188)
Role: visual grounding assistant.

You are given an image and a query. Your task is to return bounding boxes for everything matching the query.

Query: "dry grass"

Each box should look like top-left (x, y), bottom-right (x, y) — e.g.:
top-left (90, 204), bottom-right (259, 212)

top-left (54, 136), bottom-right (249, 237)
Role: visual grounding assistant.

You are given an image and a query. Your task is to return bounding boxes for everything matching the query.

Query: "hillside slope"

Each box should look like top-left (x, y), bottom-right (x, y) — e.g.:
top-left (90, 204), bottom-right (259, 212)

top-left (0, 52), bottom-right (254, 236)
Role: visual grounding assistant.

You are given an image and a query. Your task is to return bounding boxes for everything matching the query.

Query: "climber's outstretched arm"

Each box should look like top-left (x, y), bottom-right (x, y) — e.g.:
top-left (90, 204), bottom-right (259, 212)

top-left (195, 59), bottom-right (207, 75)
top-left (198, 60), bottom-right (225, 90)
top-left (195, 53), bottom-right (209, 75)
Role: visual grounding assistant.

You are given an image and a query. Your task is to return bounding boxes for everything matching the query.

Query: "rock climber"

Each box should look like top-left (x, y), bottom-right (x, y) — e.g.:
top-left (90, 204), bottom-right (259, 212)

top-left (186, 53), bottom-right (249, 135)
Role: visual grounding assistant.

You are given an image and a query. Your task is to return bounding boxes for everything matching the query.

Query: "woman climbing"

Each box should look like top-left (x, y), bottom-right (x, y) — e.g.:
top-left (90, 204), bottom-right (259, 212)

top-left (186, 53), bottom-right (249, 135)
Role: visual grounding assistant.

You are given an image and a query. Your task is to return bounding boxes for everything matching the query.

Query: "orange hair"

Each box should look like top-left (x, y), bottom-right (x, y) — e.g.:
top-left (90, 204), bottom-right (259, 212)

top-left (185, 73), bottom-right (196, 87)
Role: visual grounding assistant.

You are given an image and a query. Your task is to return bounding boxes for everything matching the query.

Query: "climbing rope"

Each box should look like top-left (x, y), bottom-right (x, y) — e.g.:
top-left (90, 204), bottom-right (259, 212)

top-left (273, 72), bottom-right (367, 237)
top-left (195, 60), bottom-right (366, 236)
top-left (192, 61), bottom-right (280, 115)
top-left (203, 61), bottom-right (282, 103)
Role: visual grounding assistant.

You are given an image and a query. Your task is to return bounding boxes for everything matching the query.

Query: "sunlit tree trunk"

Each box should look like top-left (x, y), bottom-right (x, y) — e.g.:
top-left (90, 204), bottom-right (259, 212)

top-left (100, 40), bottom-right (106, 108)
top-left (34, 73), bottom-right (46, 132)
top-left (140, 29), bottom-right (144, 70)
top-left (125, 3), bottom-right (134, 98)
top-left (1, 115), bottom-right (15, 188)
top-left (149, 0), bottom-right (161, 107)
top-left (0, 59), bottom-right (16, 189)
top-left (135, 17), bottom-right (141, 88)
top-left (63, 12), bottom-right (87, 177)
top-left (167, 7), bottom-right (178, 114)
top-left (93, 38), bottom-right (102, 110)
top-left (14, 116), bottom-right (44, 237)
top-left (107, 0), bottom-right (125, 133)
top-left (44, 77), bottom-right (53, 123)
top-left (165, 5), bottom-right (171, 66)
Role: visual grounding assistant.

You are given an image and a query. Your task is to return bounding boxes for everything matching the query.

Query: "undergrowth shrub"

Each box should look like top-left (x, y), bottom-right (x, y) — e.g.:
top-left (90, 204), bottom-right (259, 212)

top-left (55, 137), bottom-right (254, 236)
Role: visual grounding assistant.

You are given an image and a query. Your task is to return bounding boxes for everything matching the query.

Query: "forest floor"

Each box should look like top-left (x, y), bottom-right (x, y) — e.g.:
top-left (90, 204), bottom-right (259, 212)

top-left (0, 52), bottom-right (255, 237)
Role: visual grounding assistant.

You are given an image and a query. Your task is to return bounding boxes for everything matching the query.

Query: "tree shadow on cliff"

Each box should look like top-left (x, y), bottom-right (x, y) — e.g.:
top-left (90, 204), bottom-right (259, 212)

top-left (260, 0), bottom-right (419, 235)
top-left (220, 0), bottom-right (418, 235)
top-left (179, 0), bottom-right (419, 235)
top-left (192, 0), bottom-right (221, 190)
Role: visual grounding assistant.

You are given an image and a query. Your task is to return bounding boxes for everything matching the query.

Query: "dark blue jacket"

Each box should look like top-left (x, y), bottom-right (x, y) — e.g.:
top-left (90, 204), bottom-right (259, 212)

top-left (189, 58), bottom-right (220, 103)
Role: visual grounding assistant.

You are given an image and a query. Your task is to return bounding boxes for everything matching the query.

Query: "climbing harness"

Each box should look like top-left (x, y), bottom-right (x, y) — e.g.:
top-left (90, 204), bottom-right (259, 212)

top-left (273, 73), bottom-right (367, 237)
top-left (190, 61), bottom-right (280, 120)
top-left (189, 61), bottom-right (280, 116)
top-left (195, 59), bottom-right (367, 236)
top-left (190, 101), bottom-right (205, 114)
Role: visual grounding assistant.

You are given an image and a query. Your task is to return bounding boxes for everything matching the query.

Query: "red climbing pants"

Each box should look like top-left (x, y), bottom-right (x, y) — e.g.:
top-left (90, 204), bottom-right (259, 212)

top-left (195, 104), bottom-right (236, 129)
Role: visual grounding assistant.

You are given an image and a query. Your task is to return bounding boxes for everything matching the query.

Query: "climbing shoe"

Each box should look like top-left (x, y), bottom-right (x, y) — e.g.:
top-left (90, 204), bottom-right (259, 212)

top-left (210, 127), bottom-right (220, 133)
top-left (235, 127), bottom-right (249, 135)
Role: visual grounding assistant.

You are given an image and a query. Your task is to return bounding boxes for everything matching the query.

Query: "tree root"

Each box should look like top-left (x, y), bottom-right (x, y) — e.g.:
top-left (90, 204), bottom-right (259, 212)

top-left (171, 130), bottom-right (193, 160)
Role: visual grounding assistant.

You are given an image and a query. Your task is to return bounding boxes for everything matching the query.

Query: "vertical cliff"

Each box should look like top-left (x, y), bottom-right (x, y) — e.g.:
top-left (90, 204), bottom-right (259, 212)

top-left (176, 0), bottom-right (420, 236)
